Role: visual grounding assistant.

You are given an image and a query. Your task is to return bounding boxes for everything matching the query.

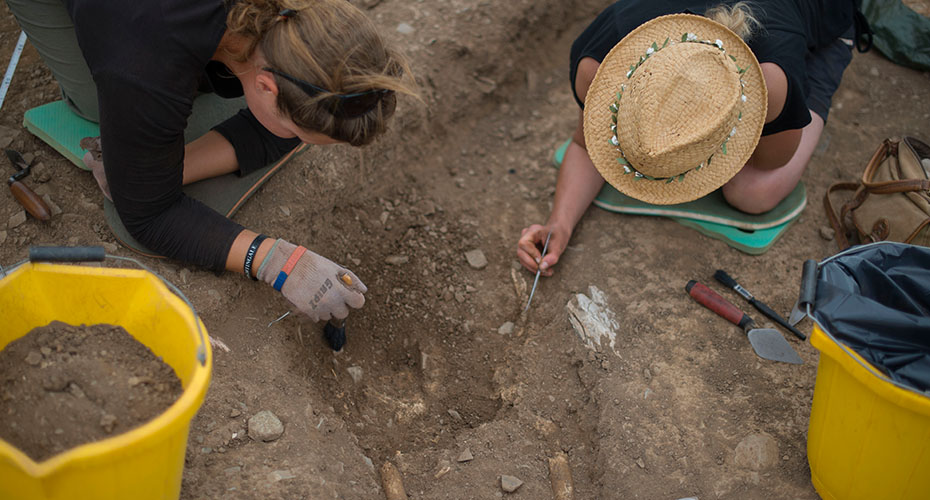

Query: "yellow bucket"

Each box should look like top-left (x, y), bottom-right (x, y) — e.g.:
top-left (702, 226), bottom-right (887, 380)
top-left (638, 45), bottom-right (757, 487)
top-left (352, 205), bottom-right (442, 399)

top-left (807, 324), bottom-right (930, 500)
top-left (0, 262), bottom-right (212, 500)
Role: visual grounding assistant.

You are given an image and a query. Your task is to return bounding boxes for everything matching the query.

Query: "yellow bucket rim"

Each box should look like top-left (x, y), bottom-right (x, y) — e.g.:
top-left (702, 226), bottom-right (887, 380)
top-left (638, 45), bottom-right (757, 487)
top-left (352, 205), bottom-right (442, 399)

top-left (810, 322), bottom-right (930, 417)
top-left (0, 263), bottom-right (213, 478)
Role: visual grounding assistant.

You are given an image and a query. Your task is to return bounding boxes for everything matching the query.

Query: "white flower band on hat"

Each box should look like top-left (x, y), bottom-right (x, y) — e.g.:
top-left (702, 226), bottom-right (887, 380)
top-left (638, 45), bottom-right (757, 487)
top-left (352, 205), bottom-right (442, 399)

top-left (609, 33), bottom-right (749, 183)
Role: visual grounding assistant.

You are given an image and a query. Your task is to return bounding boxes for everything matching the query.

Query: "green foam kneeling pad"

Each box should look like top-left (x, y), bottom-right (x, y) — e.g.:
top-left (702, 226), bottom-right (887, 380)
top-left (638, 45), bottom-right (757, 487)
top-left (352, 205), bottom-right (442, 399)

top-left (25, 95), bottom-right (307, 256)
top-left (551, 139), bottom-right (805, 254)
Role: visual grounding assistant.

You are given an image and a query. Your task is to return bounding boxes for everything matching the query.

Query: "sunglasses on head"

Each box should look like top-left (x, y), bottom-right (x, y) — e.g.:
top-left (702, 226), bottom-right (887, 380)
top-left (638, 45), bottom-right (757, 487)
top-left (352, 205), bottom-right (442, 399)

top-left (264, 67), bottom-right (391, 118)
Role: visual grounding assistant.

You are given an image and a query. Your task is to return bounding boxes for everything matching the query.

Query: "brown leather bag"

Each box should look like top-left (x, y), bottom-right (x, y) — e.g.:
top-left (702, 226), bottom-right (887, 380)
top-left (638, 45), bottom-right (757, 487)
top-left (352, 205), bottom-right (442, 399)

top-left (825, 136), bottom-right (930, 250)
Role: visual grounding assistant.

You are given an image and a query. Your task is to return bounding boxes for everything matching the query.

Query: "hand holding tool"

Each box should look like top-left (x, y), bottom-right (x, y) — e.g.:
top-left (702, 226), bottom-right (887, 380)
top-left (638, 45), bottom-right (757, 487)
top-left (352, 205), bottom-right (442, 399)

top-left (686, 280), bottom-right (802, 364)
top-left (266, 271), bottom-right (354, 352)
top-left (714, 269), bottom-right (806, 340)
top-left (257, 239), bottom-right (366, 322)
top-left (524, 230), bottom-right (552, 312)
top-left (6, 149), bottom-right (50, 221)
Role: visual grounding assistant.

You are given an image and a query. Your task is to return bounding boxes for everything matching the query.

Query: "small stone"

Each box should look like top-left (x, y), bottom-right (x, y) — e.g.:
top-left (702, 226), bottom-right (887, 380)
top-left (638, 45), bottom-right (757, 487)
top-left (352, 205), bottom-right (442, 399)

top-left (510, 123), bottom-right (528, 141)
top-left (230, 408), bottom-right (242, 418)
top-left (454, 292), bottom-right (466, 303)
top-left (0, 125), bottom-right (16, 148)
top-left (179, 268), bottom-right (192, 285)
top-left (379, 211), bottom-right (389, 225)
top-left (500, 475), bottom-right (523, 493)
top-left (396, 22), bottom-right (414, 34)
top-left (464, 249), bottom-right (488, 269)
top-left (447, 409), bottom-right (463, 421)
top-left (248, 410), bottom-right (284, 442)
top-left (0, 231), bottom-right (6, 245)
top-left (869, 66), bottom-right (880, 76)
top-left (270, 470), bottom-right (296, 481)
top-left (819, 226), bottom-right (835, 241)
top-left (31, 162), bottom-right (51, 183)
top-left (635, 458), bottom-right (645, 469)
top-left (100, 413), bottom-right (118, 433)
top-left (347, 366), bottom-right (364, 383)
top-left (279, 205), bottom-right (291, 217)
top-left (24, 351), bottom-right (42, 366)
top-left (8, 211), bottom-right (27, 228)
top-left (385, 255), bottom-right (409, 265)
top-left (102, 242), bottom-right (118, 254)
top-left (734, 433), bottom-right (778, 471)
top-left (41, 194), bottom-right (61, 216)
top-left (498, 322), bottom-right (514, 335)
top-left (457, 448), bottom-right (474, 462)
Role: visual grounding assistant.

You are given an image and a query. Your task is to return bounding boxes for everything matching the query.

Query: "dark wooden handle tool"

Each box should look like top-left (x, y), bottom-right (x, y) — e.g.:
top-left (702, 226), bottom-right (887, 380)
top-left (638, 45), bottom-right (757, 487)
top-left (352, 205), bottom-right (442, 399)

top-left (686, 280), bottom-right (753, 330)
top-left (9, 179), bottom-right (50, 221)
top-left (714, 270), bottom-right (807, 340)
top-left (6, 148), bottom-right (50, 221)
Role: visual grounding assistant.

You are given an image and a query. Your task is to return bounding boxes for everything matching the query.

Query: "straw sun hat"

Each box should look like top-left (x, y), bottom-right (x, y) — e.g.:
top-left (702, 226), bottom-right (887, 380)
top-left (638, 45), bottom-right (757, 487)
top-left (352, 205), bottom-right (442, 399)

top-left (584, 14), bottom-right (767, 205)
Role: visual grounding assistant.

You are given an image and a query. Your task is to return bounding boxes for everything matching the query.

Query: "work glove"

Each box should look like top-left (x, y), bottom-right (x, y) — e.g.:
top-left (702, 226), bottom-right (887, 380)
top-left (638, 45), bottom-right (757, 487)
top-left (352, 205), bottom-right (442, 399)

top-left (257, 239), bottom-right (367, 322)
top-left (80, 136), bottom-right (112, 201)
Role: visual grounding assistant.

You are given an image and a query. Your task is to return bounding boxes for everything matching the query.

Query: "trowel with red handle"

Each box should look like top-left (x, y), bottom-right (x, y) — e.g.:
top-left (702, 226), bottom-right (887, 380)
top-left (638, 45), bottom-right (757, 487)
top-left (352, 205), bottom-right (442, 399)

top-left (686, 280), bottom-right (802, 364)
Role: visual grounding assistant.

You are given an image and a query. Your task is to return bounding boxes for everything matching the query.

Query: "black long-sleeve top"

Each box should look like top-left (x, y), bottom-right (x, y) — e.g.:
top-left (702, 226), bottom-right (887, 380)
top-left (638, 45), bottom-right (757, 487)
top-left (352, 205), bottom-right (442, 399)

top-left (66, 0), bottom-right (300, 270)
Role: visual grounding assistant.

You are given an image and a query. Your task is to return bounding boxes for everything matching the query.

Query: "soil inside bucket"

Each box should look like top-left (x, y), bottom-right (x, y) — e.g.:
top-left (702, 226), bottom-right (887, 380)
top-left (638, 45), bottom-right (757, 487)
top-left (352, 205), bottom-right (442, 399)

top-left (0, 321), bottom-right (183, 462)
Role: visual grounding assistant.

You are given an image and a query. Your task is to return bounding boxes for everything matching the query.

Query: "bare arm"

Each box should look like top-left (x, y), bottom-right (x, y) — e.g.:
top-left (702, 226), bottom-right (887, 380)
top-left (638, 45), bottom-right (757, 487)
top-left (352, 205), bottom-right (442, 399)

top-left (517, 57), bottom-right (604, 276)
top-left (182, 130), bottom-right (240, 184)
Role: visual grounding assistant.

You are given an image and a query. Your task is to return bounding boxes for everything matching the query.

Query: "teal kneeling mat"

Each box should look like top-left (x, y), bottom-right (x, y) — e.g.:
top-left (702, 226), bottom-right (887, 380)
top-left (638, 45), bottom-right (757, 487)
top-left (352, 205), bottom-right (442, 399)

top-left (551, 139), bottom-right (805, 254)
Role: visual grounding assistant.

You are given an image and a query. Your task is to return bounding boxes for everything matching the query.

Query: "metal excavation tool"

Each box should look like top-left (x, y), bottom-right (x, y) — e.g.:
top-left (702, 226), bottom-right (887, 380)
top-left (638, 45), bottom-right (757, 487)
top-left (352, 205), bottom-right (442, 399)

top-left (789, 259), bottom-right (819, 326)
top-left (524, 231), bottom-right (552, 312)
top-left (6, 149), bottom-right (50, 221)
top-left (686, 280), bottom-right (803, 364)
top-left (714, 269), bottom-right (807, 340)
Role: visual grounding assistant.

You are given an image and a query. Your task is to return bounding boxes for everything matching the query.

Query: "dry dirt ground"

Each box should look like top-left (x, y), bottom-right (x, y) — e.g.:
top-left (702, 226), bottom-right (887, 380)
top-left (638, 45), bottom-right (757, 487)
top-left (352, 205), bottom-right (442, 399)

top-left (1, 1), bottom-right (929, 499)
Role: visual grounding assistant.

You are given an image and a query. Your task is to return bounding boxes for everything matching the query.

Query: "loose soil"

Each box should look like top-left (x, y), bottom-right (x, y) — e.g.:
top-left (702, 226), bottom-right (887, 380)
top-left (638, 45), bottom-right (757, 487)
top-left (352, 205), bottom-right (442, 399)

top-left (0, 321), bottom-right (182, 462)
top-left (1, 1), bottom-right (928, 498)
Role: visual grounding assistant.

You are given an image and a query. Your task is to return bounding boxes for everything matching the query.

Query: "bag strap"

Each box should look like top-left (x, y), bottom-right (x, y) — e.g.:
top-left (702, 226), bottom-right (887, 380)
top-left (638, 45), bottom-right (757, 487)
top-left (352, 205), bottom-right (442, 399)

top-left (861, 138), bottom-right (930, 193)
top-left (824, 181), bottom-right (862, 250)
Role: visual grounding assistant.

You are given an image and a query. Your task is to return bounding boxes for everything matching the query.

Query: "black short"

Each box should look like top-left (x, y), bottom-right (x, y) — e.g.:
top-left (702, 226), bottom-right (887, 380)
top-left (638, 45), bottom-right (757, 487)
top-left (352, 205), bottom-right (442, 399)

top-left (805, 26), bottom-right (854, 123)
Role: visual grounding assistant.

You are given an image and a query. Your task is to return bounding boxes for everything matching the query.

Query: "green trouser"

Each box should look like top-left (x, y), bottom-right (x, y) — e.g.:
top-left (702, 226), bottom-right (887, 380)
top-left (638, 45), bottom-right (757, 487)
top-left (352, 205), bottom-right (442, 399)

top-left (5, 0), bottom-right (98, 121)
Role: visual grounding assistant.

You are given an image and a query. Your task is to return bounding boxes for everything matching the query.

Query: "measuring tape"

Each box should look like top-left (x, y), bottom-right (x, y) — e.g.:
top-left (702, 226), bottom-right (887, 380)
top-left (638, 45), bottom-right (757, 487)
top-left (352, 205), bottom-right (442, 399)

top-left (0, 31), bottom-right (28, 111)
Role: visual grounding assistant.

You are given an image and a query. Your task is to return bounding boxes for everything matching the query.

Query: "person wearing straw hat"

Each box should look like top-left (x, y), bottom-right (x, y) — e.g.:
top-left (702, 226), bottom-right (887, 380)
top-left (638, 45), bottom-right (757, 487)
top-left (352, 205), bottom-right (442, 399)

top-left (517, 0), bottom-right (866, 276)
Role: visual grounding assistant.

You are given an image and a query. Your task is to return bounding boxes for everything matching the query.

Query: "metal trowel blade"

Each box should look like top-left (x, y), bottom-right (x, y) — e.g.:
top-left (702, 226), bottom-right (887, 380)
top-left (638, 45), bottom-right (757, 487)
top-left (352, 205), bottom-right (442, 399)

top-left (788, 301), bottom-right (806, 327)
top-left (748, 328), bottom-right (803, 364)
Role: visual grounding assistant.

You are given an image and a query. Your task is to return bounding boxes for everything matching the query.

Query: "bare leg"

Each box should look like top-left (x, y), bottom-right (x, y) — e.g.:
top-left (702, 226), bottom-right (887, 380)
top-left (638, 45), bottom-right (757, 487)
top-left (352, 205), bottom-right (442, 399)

top-left (722, 110), bottom-right (824, 214)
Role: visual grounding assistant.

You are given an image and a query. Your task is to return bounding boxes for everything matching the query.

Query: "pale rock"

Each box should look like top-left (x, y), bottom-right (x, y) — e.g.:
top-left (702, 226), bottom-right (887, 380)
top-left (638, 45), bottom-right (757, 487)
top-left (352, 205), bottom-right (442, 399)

top-left (464, 249), bottom-right (488, 269)
top-left (347, 366), bottom-right (363, 383)
top-left (8, 211), bottom-right (27, 228)
top-left (41, 194), bottom-right (62, 216)
top-left (500, 475), bottom-right (523, 493)
top-left (498, 322), bottom-right (514, 335)
top-left (385, 255), bottom-right (409, 265)
top-left (734, 433), bottom-right (778, 471)
top-left (248, 411), bottom-right (284, 442)
top-left (457, 448), bottom-right (474, 462)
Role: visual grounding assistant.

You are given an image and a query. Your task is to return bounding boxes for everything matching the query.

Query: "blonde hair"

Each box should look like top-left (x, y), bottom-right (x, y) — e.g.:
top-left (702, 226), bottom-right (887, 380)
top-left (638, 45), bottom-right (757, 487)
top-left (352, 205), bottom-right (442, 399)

top-left (705, 2), bottom-right (761, 40)
top-left (225, 0), bottom-right (417, 146)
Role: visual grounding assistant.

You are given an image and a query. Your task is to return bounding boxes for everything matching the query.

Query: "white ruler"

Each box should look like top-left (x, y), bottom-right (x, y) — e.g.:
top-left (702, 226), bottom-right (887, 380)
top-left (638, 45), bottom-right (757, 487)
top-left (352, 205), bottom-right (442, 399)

top-left (0, 31), bottom-right (28, 111)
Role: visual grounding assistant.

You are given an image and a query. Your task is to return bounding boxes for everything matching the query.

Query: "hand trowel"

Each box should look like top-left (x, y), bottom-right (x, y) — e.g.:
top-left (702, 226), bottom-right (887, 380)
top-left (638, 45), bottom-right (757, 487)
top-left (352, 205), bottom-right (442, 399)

top-left (686, 280), bottom-right (803, 364)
